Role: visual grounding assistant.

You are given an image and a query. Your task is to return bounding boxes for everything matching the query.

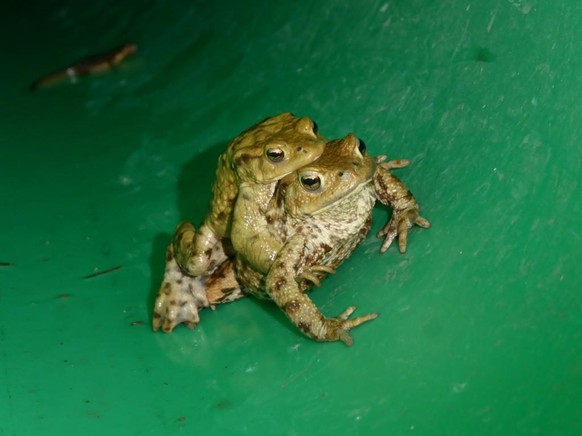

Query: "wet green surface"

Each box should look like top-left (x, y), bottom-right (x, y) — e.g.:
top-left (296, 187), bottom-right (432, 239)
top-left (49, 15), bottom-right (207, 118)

top-left (1, 1), bottom-right (581, 434)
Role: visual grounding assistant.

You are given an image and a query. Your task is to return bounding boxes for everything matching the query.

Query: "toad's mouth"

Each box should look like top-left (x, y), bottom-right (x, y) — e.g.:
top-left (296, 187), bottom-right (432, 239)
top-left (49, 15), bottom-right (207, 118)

top-left (311, 176), bottom-right (375, 215)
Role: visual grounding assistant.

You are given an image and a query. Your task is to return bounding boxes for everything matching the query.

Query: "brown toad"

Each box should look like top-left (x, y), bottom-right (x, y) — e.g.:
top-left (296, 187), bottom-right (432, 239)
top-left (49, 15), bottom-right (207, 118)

top-left (204, 133), bottom-right (430, 345)
top-left (230, 134), bottom-right (429, 344)
top-left (153, 113), bottom-right (325, 332)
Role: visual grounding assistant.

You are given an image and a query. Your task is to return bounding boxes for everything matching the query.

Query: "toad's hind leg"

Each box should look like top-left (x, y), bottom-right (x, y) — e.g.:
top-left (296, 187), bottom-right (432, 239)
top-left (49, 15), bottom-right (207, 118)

top-left (204, 260), bottom-right (246, 306)
top-left (152, 245), bottom-right (210, 333)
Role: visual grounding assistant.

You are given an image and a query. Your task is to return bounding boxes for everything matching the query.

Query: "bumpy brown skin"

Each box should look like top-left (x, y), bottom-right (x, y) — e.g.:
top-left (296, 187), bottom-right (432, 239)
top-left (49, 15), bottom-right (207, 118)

top-left (204, 136), bottom-right (430, 346)
top-left (233, 134), bottom-right (380, 345)
top-left (30, 43), bottom-right (137, 91)
top-left (153, 113), bottom-right (325, 333)
top-left (153, 245), bottom-right (211, 332)
top-left (154, 122), bottom-right (430, 340)
top-left (172, 113), bottom-right (325, 278)
top-left (374, 157), bottom-right (431, 253)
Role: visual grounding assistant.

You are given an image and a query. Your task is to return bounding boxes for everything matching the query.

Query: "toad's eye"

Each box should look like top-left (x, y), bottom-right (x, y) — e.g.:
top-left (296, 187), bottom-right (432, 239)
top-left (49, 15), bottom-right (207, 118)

top-left (312, 121), bottom-right (319, 135)
top-left (266, 147), bottom-right (285, 162)
top-left (300, 173), bottom-right (322, 191)
top-left (358, 138), bottom-right (366, 154)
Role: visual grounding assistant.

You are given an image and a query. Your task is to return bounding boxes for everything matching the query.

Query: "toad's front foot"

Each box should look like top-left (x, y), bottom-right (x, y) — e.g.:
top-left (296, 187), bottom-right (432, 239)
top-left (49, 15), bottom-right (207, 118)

top-left (152, 245), bottom-right (209, 333)
top-left (317, 307), bottom-right (379, 347)
top-left (375, 155), bottom-right (411, 170)
top-left (378, 207), bottom-right (430, 254)
top-left (172, 221), bottom-right (225, 277)
top-left (299, 265), bottom-right (336, 287)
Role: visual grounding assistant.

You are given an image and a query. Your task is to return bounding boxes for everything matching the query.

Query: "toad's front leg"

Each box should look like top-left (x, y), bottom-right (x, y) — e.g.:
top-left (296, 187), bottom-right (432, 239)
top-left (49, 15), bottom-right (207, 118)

top-left (374, 166), bottom-right (430, 253)
top-left (173, 164), bottom-right (238, 276)
top-left (265, 240), bottom-right (378, 346)
top-left (172, 221), bottom-right (227, 277)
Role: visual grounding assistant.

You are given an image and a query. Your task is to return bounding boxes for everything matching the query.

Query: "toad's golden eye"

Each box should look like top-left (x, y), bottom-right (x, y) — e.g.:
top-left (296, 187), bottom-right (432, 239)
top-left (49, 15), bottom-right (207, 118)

top-left (266, 147), bottom-right (285, 162)
top-left (358, 138), bottom-right (366, 154)
top-left (312, 120), bottom-right (319, 135)
top-left (300, 173), bottom-right (322, 191)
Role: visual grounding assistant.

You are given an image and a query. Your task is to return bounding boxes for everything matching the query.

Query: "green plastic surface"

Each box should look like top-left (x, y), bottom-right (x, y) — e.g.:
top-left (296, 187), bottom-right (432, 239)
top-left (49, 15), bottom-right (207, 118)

top-left (1, 1), bottom-right (581, 434)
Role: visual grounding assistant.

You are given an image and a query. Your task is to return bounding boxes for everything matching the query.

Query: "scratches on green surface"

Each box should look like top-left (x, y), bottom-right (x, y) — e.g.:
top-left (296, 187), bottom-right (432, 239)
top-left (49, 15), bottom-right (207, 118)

top-left (82, 265), bottom-right (124, 279)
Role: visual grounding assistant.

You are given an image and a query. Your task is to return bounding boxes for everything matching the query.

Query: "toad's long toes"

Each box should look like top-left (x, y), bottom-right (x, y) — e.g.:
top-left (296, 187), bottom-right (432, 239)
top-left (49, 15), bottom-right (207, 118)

top-left (333, 307), bottom-right (379, 346)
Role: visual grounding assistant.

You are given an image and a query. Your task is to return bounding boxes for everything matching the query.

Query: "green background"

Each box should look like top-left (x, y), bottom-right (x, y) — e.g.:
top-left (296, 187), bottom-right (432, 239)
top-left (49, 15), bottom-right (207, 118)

top-left (1, 0), bottom-right (580, 434)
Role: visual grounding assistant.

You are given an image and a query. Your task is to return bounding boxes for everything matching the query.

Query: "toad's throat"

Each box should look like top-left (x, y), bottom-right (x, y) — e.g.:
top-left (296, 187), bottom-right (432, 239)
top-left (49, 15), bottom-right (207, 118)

top-left (309, 178), bottom-right (374, 215)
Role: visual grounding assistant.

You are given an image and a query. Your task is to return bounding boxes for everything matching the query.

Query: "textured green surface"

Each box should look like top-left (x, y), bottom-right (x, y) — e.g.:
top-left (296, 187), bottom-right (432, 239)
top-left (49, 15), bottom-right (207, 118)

top-left (1, 1), bottom-right (581, 434)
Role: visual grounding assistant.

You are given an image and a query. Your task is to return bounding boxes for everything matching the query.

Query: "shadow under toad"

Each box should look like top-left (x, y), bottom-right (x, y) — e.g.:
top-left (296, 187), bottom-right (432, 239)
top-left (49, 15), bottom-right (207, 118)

top-left (176, 140), bottom-right (226, 222)
top-left (147, 141), bottom-right (225, 326)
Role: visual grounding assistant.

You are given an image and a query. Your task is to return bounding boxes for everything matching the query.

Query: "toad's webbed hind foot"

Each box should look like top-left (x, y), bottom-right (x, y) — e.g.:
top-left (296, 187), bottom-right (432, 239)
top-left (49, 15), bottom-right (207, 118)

top-left (152, 245), bottom-right (209, 333)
